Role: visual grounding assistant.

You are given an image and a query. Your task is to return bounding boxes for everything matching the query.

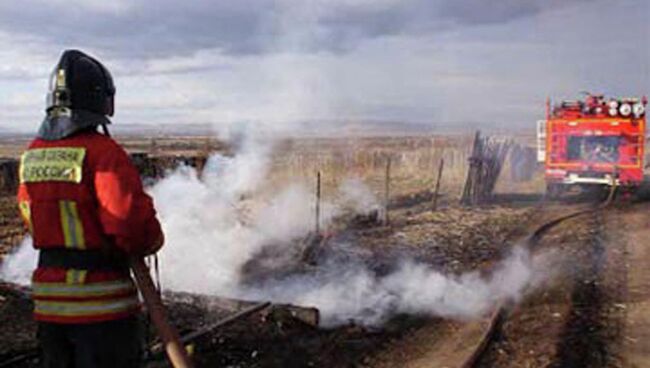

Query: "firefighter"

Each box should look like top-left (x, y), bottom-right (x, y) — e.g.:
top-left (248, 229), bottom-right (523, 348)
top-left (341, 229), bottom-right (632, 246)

top-left (17, 50), bottom-right (164, 368)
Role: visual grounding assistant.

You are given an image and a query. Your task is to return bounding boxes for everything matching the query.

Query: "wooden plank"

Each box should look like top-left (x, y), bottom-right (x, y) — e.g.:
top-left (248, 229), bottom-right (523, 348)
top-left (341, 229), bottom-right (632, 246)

top-left (163, 291), bottom-right (320, 327)
top-left (150, 301), bottom-right (272, 355)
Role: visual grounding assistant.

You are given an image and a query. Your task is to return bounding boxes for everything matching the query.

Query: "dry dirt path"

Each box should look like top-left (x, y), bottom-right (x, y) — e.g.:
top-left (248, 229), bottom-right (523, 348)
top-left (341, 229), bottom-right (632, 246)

top-left (467, 204), bottom-right (609, 368)
top-left (468, 200), bottom-right (650, 368)
top-left (605, 203), bottom-right (650, 367)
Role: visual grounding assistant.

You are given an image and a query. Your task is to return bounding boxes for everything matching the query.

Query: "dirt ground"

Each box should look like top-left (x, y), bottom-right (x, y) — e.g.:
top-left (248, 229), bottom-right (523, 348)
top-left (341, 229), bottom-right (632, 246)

top-left (2, 196), bottom-right (649, 368)
top-left (0, 190), bottom-right (538, 367)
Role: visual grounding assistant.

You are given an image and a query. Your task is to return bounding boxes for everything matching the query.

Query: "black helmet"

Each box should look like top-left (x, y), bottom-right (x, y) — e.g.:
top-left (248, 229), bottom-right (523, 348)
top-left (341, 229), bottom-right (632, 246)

top-left (46, 50), bottom-right (115, 116)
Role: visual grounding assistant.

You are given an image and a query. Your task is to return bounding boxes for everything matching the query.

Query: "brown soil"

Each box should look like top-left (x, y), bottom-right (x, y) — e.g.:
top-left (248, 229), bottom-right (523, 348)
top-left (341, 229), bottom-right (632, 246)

top-left (604, 203), bottom-right (650, 367)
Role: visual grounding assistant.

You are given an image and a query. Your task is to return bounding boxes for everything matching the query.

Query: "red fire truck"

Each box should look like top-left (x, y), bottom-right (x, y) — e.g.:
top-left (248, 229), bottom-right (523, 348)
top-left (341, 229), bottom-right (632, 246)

top-left (537, 93), bottom-right (647, 195)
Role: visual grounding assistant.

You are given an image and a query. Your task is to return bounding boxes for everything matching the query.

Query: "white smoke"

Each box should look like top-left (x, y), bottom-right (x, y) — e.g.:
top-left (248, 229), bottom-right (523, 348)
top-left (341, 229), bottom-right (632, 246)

top-left (239, 245), bottom-right (542, 326)
top-left (0, 236), bottom-right (36, 286)
top-left (338, 177), bottom-right (381, 215)
top-left (151, 133), bottom-right (546, 326)
top-left (151, 134), bottom-right (338, 295)
top-left (202, 131), bottom-right (272, 199)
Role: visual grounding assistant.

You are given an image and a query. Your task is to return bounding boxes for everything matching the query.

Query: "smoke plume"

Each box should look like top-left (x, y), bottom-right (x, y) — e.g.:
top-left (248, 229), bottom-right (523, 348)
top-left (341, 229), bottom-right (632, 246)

top-left (244, 244), bottom-right (546, 325)
top-left (338, 177), bottom-right (381, 215)
top-left (149, 134), bottom-right (545, 326)
top-left (0, 236), bottom-right (36, 286)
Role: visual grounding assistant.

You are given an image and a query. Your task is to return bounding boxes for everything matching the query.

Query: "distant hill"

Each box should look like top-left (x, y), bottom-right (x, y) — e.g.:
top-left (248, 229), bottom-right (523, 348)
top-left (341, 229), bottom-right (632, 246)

top-left (111, 123), bottom-right (214, 137)
top-left (293, 120), bottom-right (433, 137)
top-left (109, 120), bottom-right (431, 138)
top-left (19, 120), bottom-right (530, 139)
top-left (0, 127), bottom-right (22, 138)
top-left (290, 120), bottom-right (529, 137)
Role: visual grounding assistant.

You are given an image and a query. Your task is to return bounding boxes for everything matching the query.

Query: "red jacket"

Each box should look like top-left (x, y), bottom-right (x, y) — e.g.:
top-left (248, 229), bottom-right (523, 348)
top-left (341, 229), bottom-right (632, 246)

top-left (17, 131), bottom-right (163, 323)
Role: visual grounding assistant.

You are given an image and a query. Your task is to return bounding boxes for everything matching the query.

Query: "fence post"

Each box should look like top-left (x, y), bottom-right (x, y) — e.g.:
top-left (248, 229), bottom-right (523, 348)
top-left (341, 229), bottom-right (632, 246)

top-left (315, 171), bottom-right (321, 235)
top-left (432, 157), bottom-right (445, 211)
top-left (383, 156), bottom-right (391, 225)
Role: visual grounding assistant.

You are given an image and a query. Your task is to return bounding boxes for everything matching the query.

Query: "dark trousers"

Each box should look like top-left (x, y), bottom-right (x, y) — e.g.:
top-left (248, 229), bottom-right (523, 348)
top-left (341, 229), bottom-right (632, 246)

top-left (37, 317), bottom-right (143, 368)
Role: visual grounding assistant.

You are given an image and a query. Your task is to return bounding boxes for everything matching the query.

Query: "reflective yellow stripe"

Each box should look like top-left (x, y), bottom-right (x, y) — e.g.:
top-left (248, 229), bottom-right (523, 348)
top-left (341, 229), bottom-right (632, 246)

top-left (18, 201), bottom-right (32, 233)
top-left (65, 269), bottom-right (87, 285)
top-left (33, 280), bottom-right (136, 298)
top-left (59, 201), bottom-right (85, 249)
top-left (20, 147), bottom-right (86, 184)
top-left (34, 296), bottom-right (139, 317)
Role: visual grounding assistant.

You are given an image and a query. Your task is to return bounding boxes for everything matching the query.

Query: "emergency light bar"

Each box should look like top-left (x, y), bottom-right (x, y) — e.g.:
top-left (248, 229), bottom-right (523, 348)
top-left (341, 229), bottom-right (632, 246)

top-left (620, 103), bottom-right (632, 117)
top-left (633, 103), bottom-right (645, 117)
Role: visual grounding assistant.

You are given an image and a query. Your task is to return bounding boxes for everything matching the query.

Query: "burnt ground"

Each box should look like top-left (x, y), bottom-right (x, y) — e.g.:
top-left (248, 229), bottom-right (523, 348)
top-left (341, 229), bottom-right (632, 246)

top-left (0, 191), bottom-right (539, 368)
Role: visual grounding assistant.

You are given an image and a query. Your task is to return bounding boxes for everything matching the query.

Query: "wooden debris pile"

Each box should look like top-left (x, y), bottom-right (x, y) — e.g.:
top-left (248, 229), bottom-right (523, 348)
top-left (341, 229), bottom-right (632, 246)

top-left (0, 152), bottom-right (212, 194)
top-left (461, 132), bottom-right (512, 206)
top-left (129, 153), bottom-right (208, 181)
top-left (0, 159), bottom-right (18, 194)
top-left (0, 197), bottom-right (25, 256)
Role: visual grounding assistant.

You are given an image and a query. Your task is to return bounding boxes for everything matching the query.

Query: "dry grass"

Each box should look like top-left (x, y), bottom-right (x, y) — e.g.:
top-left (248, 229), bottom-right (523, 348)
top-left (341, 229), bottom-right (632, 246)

top-left (269, 136), bottom-right (474, 200)
top-left (0, 133), bottom-right (544, 257)
top-left (269, 135), bottom-right (543, 202)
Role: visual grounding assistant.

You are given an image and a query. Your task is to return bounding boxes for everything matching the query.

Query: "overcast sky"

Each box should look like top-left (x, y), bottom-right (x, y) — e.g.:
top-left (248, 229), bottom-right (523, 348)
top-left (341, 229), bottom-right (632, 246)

top-left (0, 0), bottom-right (648, 133)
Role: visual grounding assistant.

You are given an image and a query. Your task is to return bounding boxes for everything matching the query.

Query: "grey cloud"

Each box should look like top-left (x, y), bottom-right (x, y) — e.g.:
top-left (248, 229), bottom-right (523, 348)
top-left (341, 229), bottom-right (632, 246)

top-left (0, 0), bottom-right (598, 62)
top-left (439, 1), bottom-right (543, 25)
top-left (0, 1), bottom-right (276, 58)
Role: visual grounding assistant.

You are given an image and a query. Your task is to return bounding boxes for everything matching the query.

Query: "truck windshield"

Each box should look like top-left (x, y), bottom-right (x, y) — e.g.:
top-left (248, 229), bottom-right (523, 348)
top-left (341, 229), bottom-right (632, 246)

top-left (567, 136), bottom-right (620, 163)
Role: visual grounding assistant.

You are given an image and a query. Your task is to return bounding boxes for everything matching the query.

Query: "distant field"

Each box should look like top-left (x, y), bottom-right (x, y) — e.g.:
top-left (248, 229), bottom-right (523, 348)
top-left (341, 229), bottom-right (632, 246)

top-left (0, 132), bottom-right (543, 199)
top-left (0, 131), bottom-right (544, 267)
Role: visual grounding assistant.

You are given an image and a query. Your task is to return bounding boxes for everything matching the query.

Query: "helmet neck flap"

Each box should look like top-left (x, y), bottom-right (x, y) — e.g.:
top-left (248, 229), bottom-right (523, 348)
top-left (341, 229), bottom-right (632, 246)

top-left (38, 109), bottom-right (112, 141)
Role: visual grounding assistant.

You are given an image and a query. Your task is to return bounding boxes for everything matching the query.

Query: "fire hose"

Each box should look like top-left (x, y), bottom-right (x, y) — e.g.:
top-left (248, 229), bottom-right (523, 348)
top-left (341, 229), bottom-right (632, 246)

top-left (130, 258), bottom-right (195, 368)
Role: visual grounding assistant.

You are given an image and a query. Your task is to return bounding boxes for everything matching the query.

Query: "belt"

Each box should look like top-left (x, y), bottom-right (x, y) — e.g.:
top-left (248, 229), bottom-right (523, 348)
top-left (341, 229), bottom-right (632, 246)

top-left (38, 249), bottom-right (129, 271)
